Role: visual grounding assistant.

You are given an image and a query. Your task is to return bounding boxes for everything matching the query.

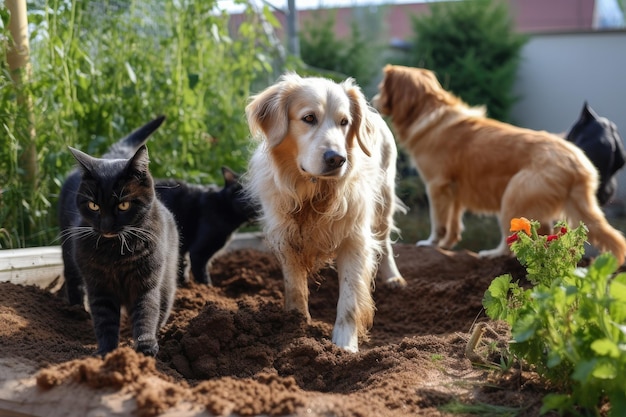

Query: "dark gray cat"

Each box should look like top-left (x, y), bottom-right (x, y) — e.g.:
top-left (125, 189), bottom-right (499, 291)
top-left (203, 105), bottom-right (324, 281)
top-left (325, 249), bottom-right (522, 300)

top-left (58, 116), bottom-right (179, 357)
top-left (155, 167), bottom-right (258, 286)
top-left (565, 102), bottom-right (626, 206)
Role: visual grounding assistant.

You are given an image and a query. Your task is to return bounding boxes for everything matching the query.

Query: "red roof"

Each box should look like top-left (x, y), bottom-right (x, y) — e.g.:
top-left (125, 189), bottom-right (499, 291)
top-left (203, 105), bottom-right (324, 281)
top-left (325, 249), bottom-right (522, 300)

top-left (229, 0), bottom-right (597, 44)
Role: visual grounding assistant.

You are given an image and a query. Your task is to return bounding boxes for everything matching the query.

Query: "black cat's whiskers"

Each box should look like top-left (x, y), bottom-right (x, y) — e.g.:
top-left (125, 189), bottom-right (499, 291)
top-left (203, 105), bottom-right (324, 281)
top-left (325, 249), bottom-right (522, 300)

top-left (75, 190), bottom-right (95, 203)
top-left (123, 226), bottom-right (158, 242)
top-left (117, 226), bottom-right (158, 255)
top-left (117, 231), bottom-right (134, 255)
top-left (59, 226), bottom-right (98, 245)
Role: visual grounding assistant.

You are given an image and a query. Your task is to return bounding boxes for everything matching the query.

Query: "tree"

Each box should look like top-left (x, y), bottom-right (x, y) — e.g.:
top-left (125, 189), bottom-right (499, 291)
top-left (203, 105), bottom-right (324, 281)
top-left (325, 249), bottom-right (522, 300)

top-left (299, 7), bottom-right (385, 90)
top-left (406, 0), bottom-right (527, 122)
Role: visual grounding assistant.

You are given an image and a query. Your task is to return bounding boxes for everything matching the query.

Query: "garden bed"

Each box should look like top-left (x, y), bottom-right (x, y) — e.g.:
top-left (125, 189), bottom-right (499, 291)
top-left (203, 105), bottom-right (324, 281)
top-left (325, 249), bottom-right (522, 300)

top-left (1, 235), bottom-right (558, 417)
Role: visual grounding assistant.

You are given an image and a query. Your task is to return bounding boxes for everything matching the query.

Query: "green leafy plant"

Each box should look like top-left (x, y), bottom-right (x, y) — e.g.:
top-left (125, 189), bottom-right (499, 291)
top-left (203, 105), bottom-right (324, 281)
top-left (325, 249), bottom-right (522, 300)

top-left (1, 0), bottom-right (281, 248)
top-left (483, 217), bottom-right (626, 416)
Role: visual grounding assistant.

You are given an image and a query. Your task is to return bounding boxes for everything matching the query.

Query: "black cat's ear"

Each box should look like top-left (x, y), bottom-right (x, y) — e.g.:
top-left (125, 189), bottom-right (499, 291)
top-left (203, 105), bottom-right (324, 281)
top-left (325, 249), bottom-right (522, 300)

top-left (69, 146), bottom-right (97, 174)
top-left (127, 145), bottom-right (150, 175)
top-left (581, 101), bottom-right (598, 122)
top-left (221, 166), bottom-right (239, 186)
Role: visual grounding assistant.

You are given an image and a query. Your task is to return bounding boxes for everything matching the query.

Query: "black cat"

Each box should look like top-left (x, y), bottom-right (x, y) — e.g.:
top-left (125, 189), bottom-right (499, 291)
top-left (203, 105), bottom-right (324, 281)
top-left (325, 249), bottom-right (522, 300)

top-left (155, 167), bottom-right (257, 285)
top-left (58, 116), bottom-right (179, 357)
top-left (566, 102), bottom-right (626, 206)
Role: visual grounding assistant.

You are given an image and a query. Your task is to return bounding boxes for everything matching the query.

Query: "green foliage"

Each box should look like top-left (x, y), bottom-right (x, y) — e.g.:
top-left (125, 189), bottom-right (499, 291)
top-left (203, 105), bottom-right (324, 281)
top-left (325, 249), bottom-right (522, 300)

top-left (483, 219), bottom-right (626, 416)
top-left (299, 7), bottom-right (384, 90)
top-left (405, 0), bottom-right (527, 122)
top-left (439, 400), bottom-right (521, 416)
top-left (1, 0), bottom-right (280, 248)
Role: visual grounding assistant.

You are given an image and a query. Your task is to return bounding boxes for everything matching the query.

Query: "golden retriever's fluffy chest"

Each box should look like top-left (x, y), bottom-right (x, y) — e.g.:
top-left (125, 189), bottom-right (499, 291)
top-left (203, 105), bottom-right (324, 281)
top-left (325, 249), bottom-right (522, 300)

top-left (263, 177), bottom-right (372, 270)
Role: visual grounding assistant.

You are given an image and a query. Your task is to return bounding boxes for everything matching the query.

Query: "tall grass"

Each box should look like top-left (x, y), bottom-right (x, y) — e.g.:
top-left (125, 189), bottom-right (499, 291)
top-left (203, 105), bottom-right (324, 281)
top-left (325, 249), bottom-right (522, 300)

top-left (1, 0), bottom-right (281, 248)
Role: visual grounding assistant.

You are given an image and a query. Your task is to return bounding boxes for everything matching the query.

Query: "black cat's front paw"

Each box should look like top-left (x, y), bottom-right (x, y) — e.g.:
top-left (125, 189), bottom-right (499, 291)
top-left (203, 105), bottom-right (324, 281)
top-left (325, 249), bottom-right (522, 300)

top-left (195, 274), bottom-right (212, 285)
top-left (192, 268), bottom-right (212, 285)
top-left (135, 335), bottom-right (159, 357)
top-left (94, 348), bottom-right (110, 358)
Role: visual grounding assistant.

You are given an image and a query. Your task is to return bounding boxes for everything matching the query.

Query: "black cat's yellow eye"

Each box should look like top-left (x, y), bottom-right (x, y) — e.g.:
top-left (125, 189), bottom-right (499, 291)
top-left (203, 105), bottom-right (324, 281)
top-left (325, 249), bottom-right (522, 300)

top-left (88, 201), bottom-right (99, 211)
top-left (118, 201), bottom-right (130, 211)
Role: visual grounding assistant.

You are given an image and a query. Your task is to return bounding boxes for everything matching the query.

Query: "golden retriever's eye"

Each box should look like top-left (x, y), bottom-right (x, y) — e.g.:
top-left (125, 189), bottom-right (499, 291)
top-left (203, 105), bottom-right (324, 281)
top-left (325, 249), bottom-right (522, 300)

top-left (118, 201), bottom-right (130, 211)
top-left (340, 118), bottom-right (349, 126)
top-left (88, 201), bottom-right (99, 211)
top-left (302, 114), bottom-right (316, 124)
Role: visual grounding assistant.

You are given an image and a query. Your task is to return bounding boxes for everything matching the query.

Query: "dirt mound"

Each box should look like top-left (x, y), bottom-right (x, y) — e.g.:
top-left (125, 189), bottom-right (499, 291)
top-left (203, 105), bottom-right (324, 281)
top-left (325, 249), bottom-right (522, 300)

top-left (1, 245), bottom-right (554, 416)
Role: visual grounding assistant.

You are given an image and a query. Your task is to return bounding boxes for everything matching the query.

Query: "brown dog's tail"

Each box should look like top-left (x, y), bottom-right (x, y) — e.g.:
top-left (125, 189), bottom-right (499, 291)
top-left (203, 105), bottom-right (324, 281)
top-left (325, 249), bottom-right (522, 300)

top-left (565, 188), bottom-right (626, 265)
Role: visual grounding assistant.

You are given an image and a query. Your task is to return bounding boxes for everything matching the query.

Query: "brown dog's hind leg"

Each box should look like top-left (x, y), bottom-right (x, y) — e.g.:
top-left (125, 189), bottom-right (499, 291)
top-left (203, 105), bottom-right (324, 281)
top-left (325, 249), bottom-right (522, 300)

top-left (419, 182), bottom-right (455, 247)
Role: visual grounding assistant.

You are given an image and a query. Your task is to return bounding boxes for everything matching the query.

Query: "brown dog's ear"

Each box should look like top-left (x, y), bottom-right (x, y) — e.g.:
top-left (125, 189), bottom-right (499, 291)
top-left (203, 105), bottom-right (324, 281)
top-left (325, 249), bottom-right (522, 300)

top-left (246, 73), bottom-right (300, 147)
top-left (343, 78), bottom-right (373, 157)
top-left (375, 64), bottom-right (395, 114)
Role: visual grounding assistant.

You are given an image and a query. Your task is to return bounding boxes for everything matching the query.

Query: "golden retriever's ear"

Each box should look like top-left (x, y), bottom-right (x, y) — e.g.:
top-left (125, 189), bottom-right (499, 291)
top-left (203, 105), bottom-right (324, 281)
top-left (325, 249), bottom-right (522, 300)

top-left (343, 78), bottom-right (373, 157)
top-left (246, 74), bottom-right (298, 147)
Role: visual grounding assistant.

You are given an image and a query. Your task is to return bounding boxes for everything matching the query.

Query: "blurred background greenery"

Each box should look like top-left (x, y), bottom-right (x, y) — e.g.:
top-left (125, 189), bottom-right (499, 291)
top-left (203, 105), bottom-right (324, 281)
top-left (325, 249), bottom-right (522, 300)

top-left (1, 0), bottom-right (527, 249)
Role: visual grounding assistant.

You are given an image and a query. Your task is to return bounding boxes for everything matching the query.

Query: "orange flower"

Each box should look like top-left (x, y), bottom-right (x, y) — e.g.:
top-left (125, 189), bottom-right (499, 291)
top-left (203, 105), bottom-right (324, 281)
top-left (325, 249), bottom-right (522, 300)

top-left (510, 217), bottom-right (531, 236)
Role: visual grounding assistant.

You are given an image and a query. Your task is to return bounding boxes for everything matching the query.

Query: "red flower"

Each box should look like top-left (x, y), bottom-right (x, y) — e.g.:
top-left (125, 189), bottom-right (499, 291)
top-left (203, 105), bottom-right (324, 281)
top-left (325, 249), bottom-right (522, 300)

top-left (506, 234), bottom-right (519, 246)
top-left (547, 234), bottom-right (559, 242)
top-left (559, 227), bottom-right (567, 235)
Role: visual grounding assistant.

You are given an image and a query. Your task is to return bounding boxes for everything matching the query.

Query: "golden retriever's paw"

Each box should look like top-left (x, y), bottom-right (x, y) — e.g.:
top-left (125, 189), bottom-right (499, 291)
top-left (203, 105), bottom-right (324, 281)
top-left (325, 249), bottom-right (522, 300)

top-left (416, 239), bottom-right (437, 247)
top-left (477, 247), bottom-right (510, 259)
top-left (332, 323), bottom-right (359, 353)
top-left (439, 238), bottom-right (460, 250)
top-left (384, 276), bottom-right (407, 288)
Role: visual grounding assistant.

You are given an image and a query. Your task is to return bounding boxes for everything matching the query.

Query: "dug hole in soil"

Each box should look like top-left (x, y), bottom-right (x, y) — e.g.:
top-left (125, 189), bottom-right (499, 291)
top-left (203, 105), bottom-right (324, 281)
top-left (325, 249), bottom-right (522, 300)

top-left (1, 243), bottom-right (559, 417)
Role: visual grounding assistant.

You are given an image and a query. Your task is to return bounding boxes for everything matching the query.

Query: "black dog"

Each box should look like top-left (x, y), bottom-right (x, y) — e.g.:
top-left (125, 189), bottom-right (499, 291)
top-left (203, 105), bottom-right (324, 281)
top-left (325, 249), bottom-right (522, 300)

top-left (155, 167), bottom-right (257, 285)
top-left (566, 102), bottom-right (626, 206)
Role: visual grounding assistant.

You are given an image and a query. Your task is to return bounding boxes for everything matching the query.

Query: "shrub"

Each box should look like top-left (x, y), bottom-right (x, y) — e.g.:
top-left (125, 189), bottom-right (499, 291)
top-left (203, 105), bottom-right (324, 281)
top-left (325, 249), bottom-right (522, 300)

top-left (299, 7), bottom-right (385, 92)
top-left (405, 0), bottom-right (527, 122)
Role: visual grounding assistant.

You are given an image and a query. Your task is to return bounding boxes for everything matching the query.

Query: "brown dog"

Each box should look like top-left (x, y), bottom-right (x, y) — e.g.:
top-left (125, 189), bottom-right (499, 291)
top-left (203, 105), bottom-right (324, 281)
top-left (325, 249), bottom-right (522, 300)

top-left (372, 64), bottom-right (626, 263)
top-left (245, 73), bottom-right (406, 352)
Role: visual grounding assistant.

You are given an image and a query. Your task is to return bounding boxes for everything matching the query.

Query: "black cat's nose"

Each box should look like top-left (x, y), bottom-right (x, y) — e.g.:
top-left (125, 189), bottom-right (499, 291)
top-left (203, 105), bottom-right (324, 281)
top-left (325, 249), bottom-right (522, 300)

top-left (323, 150), bottom-right (346, 170)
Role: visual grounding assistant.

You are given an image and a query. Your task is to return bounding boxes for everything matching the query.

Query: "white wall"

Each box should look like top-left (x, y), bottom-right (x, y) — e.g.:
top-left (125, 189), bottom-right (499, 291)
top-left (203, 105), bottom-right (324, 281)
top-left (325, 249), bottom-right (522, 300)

top-left (511, 30), bottom-right (626, 201)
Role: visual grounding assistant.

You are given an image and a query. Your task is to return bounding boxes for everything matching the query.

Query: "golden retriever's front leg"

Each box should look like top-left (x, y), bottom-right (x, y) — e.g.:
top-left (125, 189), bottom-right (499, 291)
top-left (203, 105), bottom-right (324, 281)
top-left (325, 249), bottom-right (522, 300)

top-left (281, 255), bottom-right (311, 323)
top-left (333, 240), bottom-right (376, 352)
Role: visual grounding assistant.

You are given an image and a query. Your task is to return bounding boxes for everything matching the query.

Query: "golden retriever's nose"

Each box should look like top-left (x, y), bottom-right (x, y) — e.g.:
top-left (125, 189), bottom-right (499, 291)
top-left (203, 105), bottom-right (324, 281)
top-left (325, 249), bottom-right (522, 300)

top-left (323, 150), bottom-right (346, 170)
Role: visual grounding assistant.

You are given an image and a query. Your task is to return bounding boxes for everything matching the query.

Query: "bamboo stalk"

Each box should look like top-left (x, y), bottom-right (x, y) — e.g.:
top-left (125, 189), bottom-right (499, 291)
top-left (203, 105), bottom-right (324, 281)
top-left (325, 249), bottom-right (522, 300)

top-left (6, 0), bottom-right (38, 191)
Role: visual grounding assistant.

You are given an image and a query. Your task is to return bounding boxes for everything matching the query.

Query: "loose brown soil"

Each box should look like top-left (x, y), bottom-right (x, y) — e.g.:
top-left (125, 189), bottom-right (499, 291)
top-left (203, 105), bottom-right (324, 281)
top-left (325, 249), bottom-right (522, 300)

top-left (1, 244), bottom-right (560, 417)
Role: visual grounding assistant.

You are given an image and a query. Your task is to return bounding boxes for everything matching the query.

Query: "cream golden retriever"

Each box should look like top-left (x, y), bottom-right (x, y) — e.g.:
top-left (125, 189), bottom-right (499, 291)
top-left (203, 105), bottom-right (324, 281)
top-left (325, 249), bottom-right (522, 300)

top-left (245, 73), bottom-right (406, 352)
top-left (372, 64), bottom-right (626, 263)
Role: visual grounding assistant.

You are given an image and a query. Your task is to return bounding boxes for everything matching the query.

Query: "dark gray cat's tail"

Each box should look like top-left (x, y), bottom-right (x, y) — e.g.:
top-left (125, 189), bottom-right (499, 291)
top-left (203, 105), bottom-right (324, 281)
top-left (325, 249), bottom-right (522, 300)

top-left (101, 115), bottom-right (166, 159)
